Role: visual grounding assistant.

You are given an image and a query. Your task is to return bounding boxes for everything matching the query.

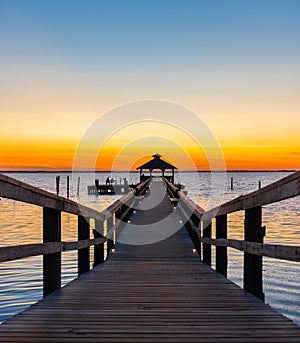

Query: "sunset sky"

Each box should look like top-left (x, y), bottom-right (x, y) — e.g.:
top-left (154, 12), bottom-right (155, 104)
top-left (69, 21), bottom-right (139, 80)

top-left (0, 0), bottom-right (299, 170)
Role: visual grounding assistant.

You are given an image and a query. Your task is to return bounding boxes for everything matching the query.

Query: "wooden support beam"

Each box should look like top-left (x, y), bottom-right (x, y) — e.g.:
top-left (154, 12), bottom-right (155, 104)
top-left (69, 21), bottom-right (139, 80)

top-left (43, 207), bottom-right (61, 297)
top-left (244, 206), bottom-right (264, 300)
top-left (202, 220), bottom-right (212, 266)
top-left (93, 220), bottom-right (105, 267)
top-left (216, 214), bottom-right (227, 277)
top-left (78, 216), bottom-right (90, 276)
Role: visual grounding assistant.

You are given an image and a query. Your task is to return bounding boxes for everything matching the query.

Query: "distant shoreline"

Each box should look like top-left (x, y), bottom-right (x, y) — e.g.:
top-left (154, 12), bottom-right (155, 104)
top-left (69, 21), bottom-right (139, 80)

top-left (1, 170), bottom-right (297, 173)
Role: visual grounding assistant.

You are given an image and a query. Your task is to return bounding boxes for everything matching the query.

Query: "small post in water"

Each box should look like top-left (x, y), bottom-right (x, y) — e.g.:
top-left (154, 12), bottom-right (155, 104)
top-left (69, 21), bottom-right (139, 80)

top-left (56, 176), bottom-right (60, 196)
top-left (230, 177), bottom-right (233, 190)
top-left (258, 181), bottom-right (262, 189)
top-left (77, 177), bottom-right (80, 196)
top-left (67, 176), bottom-right (70, 198)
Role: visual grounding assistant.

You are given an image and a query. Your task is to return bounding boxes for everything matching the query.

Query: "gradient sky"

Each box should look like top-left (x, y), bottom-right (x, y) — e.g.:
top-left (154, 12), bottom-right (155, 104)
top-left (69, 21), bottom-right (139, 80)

top-left (0, 0), bottom-right (299, 170)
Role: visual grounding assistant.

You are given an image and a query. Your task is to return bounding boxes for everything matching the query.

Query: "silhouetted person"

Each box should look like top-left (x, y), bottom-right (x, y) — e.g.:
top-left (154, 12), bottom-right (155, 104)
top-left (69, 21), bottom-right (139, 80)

top-left (106, 177), bottom-right (110, 185)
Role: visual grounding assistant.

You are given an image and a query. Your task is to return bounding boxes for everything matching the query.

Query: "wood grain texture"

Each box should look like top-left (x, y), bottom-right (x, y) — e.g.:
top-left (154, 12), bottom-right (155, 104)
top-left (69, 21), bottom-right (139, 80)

top-left (0, 178), bottom-right (299, 342)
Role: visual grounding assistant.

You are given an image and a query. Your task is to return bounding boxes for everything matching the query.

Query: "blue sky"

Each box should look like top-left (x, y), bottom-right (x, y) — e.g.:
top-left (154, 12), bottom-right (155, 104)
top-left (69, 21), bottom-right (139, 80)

top-left (1, 0), bottom-right (299, 69)
top-left (0, 0), bottom-right (299, 170)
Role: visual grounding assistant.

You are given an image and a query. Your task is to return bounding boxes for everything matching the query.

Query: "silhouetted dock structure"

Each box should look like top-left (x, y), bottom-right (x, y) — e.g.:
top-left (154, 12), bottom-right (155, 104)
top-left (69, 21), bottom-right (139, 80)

top-left (0, 170), bottom-right (300, 342)
top-left (87, 181), bottom-right (132, 195)
top-left (87, 154), bottom-right (185, 195)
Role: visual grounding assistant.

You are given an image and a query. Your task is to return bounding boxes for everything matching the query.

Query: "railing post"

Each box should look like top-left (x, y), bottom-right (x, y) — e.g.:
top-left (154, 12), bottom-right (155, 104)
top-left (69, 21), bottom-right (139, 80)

top-left (43, 207), bottom-right (61, 297)
top-left (78, 216), bottom-right (90, 276)
top-left (122, 203), bottom-right (131, 223)
top-left (244, 206), bottom-right (264, 300)
top-left (107, 216), bottom-right (114, 254)
top-left (93, 219), bottom-right (105, 267)
top-left (190, 212), bottom-right (201, 258)
top-left (115, 208), bottom-right (123, 241)
top-left (203, 220), bottom-right (212, 266)
top-left (216, 214), bottom-right (227, 277)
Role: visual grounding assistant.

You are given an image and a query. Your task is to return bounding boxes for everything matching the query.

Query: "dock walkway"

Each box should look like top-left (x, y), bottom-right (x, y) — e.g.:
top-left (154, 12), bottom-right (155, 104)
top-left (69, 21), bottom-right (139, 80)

top-left (0, 179), bottom-right (300, 342)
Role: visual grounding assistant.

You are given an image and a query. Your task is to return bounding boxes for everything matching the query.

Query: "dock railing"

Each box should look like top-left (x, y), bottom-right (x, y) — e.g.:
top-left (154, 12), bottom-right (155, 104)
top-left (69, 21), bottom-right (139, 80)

top-left (0, 173), bottom-right (151, 296)
top-left (164, 171), bottom-right (300, 300)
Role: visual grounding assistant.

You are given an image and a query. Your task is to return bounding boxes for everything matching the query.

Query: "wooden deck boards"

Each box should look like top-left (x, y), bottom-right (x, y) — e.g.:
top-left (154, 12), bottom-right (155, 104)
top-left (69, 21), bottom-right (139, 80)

top-left (0, 178), bottom-right (300, 342)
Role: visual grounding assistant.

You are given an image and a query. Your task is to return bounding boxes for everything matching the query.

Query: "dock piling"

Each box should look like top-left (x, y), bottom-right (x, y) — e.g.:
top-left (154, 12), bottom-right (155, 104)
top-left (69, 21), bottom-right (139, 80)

top-left (77, 177), bottom-right (80, 196)
top-left (67, 176), bottom-right (70, 198)
top-left (56, 176), bottom-right (60, 196)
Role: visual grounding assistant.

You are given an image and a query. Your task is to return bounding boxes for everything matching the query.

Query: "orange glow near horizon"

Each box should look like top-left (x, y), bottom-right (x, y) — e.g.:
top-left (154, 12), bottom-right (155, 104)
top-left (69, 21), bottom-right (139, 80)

top-left (1, 135), bottom-right (299, 171)
top-left (0, 113), bottom-right (299, 171)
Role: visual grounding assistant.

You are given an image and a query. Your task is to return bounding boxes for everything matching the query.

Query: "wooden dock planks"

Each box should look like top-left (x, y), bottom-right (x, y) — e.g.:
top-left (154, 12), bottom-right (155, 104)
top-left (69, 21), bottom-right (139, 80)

top-left (0, 178), bottom-right (300, 342)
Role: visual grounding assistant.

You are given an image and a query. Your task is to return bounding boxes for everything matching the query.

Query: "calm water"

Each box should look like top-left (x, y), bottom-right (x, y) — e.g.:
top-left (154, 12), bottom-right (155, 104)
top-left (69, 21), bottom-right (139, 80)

top-left (0, 171), bottom-right (299, 325)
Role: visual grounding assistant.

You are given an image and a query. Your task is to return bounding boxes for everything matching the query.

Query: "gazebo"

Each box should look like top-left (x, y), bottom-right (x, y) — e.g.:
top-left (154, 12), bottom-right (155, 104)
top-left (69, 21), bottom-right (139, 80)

top-left (136, 154), bottom-right (177, 183)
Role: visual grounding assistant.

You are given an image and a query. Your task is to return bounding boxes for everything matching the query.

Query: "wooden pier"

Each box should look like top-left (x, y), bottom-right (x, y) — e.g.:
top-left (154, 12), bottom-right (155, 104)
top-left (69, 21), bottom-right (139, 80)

top-left (0, 172), bottom-right (300, 341)
top-left (87, 178), bottom-right (133, 195)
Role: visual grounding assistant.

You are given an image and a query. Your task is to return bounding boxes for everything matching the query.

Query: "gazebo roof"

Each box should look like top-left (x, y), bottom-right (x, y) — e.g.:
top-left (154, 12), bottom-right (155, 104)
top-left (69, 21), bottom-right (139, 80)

top-left (136, 154), bottom-right (177, 171)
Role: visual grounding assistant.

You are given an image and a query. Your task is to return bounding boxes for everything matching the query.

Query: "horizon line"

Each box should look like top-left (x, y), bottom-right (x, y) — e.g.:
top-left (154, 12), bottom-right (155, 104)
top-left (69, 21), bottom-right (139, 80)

top-left (1, 169), bottom-right (298, 173)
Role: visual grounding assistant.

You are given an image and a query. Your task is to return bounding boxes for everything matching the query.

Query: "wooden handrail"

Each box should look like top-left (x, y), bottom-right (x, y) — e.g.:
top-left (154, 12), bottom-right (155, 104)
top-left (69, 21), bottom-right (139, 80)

top-left (0, 238), bottom-right (105, 263)
top-left (165, 171), bottom-right (300, 220)
top-left (164, 172), bottom-right (299, 300)
top-left (163, 178), bottom-right (205, 218)
top-left (200, 237), bottom-right (300, 262)
top-left (206, 171), bottom-right (300, 217)
top-left (0, 173), bottom-right (151, 221)
top-left (0, 173), bottom-right (106, 221)
top-left (0, 173), bottom-right (151, 296)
